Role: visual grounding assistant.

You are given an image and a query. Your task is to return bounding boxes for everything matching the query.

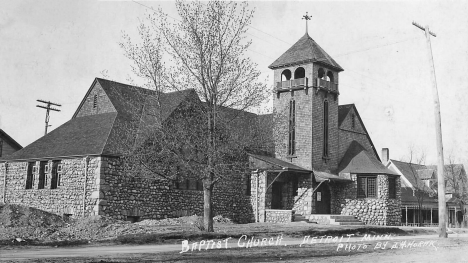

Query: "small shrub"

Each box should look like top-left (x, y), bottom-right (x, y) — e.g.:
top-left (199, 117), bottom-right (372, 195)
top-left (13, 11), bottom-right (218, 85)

top-left (186, 215), bottom-right (205, 231)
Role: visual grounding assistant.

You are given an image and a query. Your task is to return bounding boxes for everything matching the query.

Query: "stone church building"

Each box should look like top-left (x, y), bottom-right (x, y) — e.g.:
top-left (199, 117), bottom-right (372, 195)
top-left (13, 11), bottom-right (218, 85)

top-left (248, 32), bottom-right (401, 225)
top-left (0, 29), bottom-right (401, 225)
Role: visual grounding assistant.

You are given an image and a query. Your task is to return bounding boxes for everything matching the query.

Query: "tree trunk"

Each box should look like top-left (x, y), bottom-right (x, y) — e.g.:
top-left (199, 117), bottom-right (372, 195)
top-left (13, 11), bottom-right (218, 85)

top-left (203, 180), bottom-right (214, 232)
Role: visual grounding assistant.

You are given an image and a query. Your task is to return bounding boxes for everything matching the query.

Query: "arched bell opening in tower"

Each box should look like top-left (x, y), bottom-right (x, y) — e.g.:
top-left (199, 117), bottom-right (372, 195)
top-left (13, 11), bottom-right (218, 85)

top-left (281, 69), bottom-right (291, 81)
top-left (294, 67), bottom-right (305, 79)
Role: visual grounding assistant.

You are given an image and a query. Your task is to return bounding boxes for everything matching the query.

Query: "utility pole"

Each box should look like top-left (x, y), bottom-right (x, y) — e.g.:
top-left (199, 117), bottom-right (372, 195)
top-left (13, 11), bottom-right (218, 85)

top-left (412, 21), bottom-right (447, 238)
top-left (36, 99), bottom-right (61, 135)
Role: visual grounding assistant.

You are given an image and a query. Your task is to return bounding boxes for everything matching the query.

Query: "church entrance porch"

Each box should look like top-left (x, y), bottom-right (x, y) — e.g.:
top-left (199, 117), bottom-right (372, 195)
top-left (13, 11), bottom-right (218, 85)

top-left (248, 154), bottom-right (353, 223)
top-left (315, 182), bottom-right (331, 214)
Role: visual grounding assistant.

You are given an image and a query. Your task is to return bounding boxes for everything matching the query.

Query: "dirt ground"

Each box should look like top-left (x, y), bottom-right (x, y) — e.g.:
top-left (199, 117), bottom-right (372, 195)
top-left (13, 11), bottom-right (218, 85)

top-left (2, 204), bottom-right (468, 262)
top-left (2, 236), bottom-right (467, 262)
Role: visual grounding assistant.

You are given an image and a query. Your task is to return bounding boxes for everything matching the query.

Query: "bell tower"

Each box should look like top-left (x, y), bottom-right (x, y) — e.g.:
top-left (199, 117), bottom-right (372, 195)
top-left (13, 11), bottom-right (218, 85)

top-left (269, 14), bottom-right (344, 173)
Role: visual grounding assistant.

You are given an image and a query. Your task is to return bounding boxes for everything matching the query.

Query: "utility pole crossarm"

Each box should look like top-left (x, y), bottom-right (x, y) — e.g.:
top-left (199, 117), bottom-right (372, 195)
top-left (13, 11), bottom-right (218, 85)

top-left (37, 99), bottom-right (62, 107)
top-left (412, 21), bottom-right (437, 37)
top-left (36, 99), bottom-right (62, 135)
top-left (36, 105), bottom-right (61, 112)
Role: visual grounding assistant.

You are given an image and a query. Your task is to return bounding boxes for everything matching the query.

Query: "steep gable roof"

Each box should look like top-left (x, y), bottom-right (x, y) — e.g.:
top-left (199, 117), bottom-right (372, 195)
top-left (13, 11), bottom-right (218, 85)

top-left (338, 141), bottom-right (397, 175)
top-left (338, 104), bottom-right (353, 127)
top-left (1, 113), bottom-right (117, 161)
top-left (390, 160), bottom-right (434, 192)
top-left (0, 129), bottom-right (22, 150)
top-left (338, 104), bottom-right (380, 161)
top-left (3, 78), bottom-right (201, 161)
top-left (269, 33), bottom-right (344, 71)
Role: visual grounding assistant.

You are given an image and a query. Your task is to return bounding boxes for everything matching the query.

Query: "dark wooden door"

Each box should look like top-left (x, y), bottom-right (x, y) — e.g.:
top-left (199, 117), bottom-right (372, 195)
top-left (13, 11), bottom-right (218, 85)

top-left (315, 183), bottom-right (331, 214)
top-left (271, 182), bottom-right (283, 209)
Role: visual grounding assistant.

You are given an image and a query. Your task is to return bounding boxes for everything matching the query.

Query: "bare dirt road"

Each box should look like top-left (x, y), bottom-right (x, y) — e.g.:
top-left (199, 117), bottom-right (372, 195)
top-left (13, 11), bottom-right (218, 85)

top-left (1, 234), bottom-right (467, 262)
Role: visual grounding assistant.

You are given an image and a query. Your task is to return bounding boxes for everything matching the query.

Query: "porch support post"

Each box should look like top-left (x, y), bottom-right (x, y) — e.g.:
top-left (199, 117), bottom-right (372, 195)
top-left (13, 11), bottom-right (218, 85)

top-left (455, 206), bottom-right (458, 227)
top-left (413, 207), bottom-right (415, 225)
top-left (431, 208), bottom-right (433, 225)
top-left (405, 206), bottom-right (408, 226)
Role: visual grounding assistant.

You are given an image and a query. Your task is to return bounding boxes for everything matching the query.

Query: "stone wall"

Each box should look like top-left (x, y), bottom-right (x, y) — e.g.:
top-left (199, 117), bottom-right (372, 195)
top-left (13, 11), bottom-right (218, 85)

top-left (252, 171), bottom-right (312, 222)
top-left (265, 209), bottom-right (293, 223)
top-left (292, 174), bottom-right (313, 216)
top-left (0, 157), bottom-right (99, 217)
top-left (334, 174), bottom-right (401, 226)
top-left (1, 156), bottom-right (254, 223)
top-left (99, 157), bottom-right (253, 223)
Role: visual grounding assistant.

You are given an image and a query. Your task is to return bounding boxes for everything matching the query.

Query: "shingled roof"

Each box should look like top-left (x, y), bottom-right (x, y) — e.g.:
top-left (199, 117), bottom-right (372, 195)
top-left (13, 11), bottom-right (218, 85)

top-left (268, 33), bottom-right (344, 71)
top-left (1, 78), bottom-right (198, 161)
top-left (2, 113), bottom-right (118, 161)
top-left (338, 141), bottom-right (397, 175)
top-left (390, 160), bottom-right (435, 192)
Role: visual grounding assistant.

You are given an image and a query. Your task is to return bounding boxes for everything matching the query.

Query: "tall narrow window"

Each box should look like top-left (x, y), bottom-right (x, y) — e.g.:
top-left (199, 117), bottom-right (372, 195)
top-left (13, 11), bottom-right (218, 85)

top-left (323, 100), bottom-right (329, 157)
top-left (245, 175), bottom-right (251, 196)
top-left (25, 162), bottom-right (34, 189)
top-left (38, 161), bottom-right (47, 189)
top-left (51, 160), bottom-right (62, 189)
top-left (351, 113), bottom-right (356, 129)
top-left (0, 139), bottom-right (3, 157)
top-left (288, 99), bottom-right (296, 156)
top-left (93, 94), bottom-right (98, 109)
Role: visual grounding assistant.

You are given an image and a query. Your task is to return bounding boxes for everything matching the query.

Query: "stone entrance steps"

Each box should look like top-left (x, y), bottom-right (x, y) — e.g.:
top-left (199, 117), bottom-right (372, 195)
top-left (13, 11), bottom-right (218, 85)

top-left (293, 214), bottom-right (364, 225)
top-left (292, 214), bottom-right (315, 223)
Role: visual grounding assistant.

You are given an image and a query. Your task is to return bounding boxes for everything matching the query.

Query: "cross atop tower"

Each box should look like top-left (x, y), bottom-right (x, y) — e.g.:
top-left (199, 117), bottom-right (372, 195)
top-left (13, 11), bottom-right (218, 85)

top-left (302, 12), bottom-right (312, 34)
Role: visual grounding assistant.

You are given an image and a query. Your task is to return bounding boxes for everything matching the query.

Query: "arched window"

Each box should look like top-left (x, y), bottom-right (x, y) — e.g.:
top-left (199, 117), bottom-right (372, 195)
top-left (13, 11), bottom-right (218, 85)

top-left (288, 99), bottom-right (296, 156)
top-left (327, 71), bottom-right (334, 83)
top-left (318, 68), bottom-right (325, 79)
top-left (323, 100), bottom-right (329, 157)
top-left (281, 69), bottom-right (292, 81)
top-left (294, 67), bottom-right (305, 79)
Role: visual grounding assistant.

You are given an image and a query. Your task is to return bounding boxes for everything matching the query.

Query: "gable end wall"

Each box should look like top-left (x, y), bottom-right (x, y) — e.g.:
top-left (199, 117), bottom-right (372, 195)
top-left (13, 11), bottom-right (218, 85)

top-left (76, 82), bottom-right (116, 118)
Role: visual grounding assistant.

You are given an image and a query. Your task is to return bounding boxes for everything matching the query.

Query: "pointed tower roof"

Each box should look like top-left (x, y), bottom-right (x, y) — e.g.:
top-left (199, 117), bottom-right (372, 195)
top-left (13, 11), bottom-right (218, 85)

top-left (268, 33), bottom-right (344, 71)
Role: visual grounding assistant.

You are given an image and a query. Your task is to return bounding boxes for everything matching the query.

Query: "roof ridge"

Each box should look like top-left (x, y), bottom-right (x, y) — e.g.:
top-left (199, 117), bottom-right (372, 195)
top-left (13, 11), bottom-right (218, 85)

top-left (99, 113), bottom-right (119, 155)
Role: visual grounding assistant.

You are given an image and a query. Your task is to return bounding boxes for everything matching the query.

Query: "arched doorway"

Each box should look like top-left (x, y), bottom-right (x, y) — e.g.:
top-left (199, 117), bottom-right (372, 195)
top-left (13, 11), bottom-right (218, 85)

top-left (315, 183), bottom-right (331, 214)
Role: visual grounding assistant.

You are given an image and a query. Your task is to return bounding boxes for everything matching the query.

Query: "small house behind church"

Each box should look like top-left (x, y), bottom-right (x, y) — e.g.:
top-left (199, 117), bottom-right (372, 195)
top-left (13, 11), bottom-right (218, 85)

top-left (0, 129), bottom-right (22, 158)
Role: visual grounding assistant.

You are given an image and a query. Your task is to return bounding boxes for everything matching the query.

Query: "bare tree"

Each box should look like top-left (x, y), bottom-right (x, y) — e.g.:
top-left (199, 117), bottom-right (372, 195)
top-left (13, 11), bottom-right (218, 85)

top-left (444, 154), bottom-right (468, 227)
top-left (406, 148), bottom-right (436, 226)
top-left (119, 0), bottom-right (269, 232)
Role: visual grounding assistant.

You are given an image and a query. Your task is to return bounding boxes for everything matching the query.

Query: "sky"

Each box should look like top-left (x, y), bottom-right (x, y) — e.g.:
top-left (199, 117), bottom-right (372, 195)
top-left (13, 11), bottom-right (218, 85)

top-left (0, 0), bottom-right (467, 167)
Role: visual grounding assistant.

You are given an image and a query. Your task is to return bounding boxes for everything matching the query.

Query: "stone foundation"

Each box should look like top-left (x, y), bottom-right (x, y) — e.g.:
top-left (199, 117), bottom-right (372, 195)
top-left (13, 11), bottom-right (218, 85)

top-left (265, 209), bottom-right (293, 223)
top-left (335, 174), bottom-right (401, 226)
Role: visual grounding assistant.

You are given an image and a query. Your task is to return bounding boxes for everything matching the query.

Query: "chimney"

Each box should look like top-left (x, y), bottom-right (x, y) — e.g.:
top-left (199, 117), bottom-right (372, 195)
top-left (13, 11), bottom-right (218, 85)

top-left (382, 148), bottom-right (389, 164)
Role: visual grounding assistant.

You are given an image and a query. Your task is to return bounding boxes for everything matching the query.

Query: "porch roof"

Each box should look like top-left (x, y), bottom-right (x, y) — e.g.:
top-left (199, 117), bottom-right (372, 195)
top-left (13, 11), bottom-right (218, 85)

top-left (248, 153), bottom-right (311, 173)
top-left (314, 170), bottom-right (353, 183)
